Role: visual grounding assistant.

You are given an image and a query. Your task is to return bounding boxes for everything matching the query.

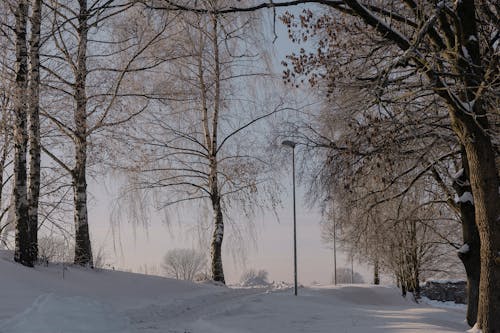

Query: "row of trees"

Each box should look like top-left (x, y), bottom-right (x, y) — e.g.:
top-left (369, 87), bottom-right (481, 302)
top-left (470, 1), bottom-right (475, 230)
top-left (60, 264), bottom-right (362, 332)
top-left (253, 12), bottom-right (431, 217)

top-left (2, 0), bottom-right (498, 331)
top-left (264, 0), bottom-right (498, 330)
top-left (1, 0), bottom-right (283, 285)
top-left (2, 0), bottom-right (145, 267)
top-left (153, 0), bottom-right (495, 330)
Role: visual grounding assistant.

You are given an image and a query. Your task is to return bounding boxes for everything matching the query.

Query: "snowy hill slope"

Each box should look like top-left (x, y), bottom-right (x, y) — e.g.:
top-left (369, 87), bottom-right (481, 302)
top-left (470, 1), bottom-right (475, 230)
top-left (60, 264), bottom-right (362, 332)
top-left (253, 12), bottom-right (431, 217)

top-left (0, 251), bottom-right (468, 332)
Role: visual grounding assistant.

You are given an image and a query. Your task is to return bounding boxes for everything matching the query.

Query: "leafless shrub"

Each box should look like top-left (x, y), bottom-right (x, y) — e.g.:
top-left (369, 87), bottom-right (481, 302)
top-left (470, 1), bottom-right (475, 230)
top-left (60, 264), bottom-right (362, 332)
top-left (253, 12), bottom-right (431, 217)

top-left (162, 248), bottom-right (206, 281)
top-left (240, 269), bottom-right (269, 287)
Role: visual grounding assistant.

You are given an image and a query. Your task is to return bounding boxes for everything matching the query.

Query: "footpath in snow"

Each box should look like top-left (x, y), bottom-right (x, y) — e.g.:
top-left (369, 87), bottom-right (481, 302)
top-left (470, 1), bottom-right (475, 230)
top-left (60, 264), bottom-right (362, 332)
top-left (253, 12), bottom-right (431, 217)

top-left (0, 251), bottom-right (468, 333)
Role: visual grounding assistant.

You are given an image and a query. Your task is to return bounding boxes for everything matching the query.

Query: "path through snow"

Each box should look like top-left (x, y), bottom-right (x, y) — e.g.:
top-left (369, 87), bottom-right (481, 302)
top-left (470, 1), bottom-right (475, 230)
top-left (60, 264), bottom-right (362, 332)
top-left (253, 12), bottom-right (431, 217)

top-left (0, 294), bottom-right (130, 333)
top-left (0, 252), bottom-right (469, 333)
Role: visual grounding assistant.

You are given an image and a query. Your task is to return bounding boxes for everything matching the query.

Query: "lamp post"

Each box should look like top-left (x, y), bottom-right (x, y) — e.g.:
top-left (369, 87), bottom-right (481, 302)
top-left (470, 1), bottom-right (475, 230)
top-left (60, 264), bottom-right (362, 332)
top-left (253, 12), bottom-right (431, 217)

top-left (351, 255), bottom-right (354, 284)
top-left (326, 196), bottom-right (337, 285)
top-left (282, 140), bottom-right (297, 296)
top-left (333, 213), bottom-right (337, 285)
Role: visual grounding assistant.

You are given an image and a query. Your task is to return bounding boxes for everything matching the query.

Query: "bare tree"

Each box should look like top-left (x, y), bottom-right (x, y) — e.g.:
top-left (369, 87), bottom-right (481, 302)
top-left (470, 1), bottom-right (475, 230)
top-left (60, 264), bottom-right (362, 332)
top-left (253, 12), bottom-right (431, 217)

top-left (162, 248), bottom-right (206, 280)
top-left (1, 0), bottom-right (74, 261)
top-left (275, 3), bottom-right (497, 327)
top-left (27, 0), bottom-right (41, 261)
top-left (12, 0), bottom-right (32, 267)
top-left (0, 93), bottom-right (13, 248)
top-left (154, 1), bottom-right (499, 329)
top-left (115, 2), bottom-right (284, 284)
top-left (240, 269), bottom-right (269, 287)
top-left (38, 234), bottom-right (74, 264)
top-left (41, 0), bottom-right (160, 266)
top-left (334, 267), bottom-right (364, 284)
top-left (0, 30), bottom-right (14, 244)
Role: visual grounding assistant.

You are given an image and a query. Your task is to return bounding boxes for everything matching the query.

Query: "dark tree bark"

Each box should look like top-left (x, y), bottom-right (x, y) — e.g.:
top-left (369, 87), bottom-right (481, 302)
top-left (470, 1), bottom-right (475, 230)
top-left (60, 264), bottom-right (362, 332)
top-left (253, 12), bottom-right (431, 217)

top-left (72, 0), bottom-right (93, 267)
top-left (454, 149), bottom-right (480, 327)
top-left (208, 14), bottom-right (224, 283)
top-left (449, 2), bottom-right (500, 330)
top-left (72, 158), bottom-right (92, 266)
top-left (373, 258), bottom-right (380, 285)
top-left (27, 0), bottom-right (42, 261)
top-left (13, 0), bottom-right (33, 267)
top-left (456, 115), bottom-right (500, 332)
top-left (337, 1), bottom-right (500, 329)
top-left (210, 190), bottom-right (225, 283)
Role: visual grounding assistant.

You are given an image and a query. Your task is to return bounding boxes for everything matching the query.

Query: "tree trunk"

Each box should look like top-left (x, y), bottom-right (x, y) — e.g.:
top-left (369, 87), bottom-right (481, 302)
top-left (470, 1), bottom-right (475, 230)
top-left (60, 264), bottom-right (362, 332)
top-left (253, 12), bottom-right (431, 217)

top-left (446, 93), bottom-right (499, 332)
top-left (72, 154), bottom-right (92, 266)
top-left (27, 0), bottom-right (42, 261)
top-left (451, 3), bottom-right (500, 329)
top-left (373, 257), bottom-right (380, 285)
top-left (208, 14), bottom-right (224, 284)
top-left (210, 188), bottom-right (225, 283)
top-left (462, 132), bottom-right (500, 332)
top-left (72, 0), bottom-right (93, 267)
top-left (0, 123), bottom-right (9, 222)
top-left (13, 0), bottom-right (33, 267)
top-left (454, 149), bottom-right (480, 327)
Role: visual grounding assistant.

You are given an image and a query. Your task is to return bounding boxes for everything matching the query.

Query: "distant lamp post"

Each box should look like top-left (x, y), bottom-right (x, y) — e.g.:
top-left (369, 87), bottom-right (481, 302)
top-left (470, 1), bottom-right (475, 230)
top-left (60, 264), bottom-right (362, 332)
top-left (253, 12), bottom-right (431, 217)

top-left (351, 255), bottom-right (354, 284)
top-left (326, 196), bottom-right (337, 285)
top-left (282, 140), bottom-right (298, 296)
top-left (332, 210), bottom-right (337, 285)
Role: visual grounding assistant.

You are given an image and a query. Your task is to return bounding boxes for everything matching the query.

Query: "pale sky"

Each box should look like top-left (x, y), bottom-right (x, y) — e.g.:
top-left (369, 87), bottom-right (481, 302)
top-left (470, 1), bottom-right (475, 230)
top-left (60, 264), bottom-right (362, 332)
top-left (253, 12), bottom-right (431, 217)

top-left (87, 172), bottom-right (372, 286)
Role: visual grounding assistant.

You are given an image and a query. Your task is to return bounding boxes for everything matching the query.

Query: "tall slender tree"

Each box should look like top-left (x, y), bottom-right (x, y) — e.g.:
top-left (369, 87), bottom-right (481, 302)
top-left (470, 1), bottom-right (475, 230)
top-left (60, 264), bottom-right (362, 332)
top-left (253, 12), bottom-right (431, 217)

top-left (27, 0), bottom-right (42, 261)
top-left (114, 2), bottom-right (284, 283)
top-left (12, 0), bottom-right (32, 267)
top-left (42, 0), bottom-right (162, 266)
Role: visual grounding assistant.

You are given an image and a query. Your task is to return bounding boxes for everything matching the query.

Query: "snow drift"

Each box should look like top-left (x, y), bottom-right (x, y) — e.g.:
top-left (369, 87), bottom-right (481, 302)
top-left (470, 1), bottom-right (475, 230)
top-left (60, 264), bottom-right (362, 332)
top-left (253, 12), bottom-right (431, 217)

top-left (0, 250), bottom-right (468, 332)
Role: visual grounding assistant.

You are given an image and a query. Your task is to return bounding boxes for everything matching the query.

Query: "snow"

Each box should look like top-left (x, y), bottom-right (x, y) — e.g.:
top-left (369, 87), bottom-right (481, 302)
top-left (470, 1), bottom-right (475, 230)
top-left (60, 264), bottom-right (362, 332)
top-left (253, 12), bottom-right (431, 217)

top-left (468, 323), bottom-right (482, 332)
top-left (420, 297), bottom-right (466, 310)
top-left (424, 279), bottom-right (465, 284)
top-left (461, 46), bottom-right (471, 60)
top-left (0, 250), bottom-right (469, 332)
top-left (493, 30), bottom-right (499, 51)
top-left (455, 192), bottom-right (474, 204)
top-left (1, 294), bottom-right (131, 333)
top-left (461, 99), bottom-right (475, 112)
top-left (453, 168), bottom-right (464, 179)
top-left (458, 244), bottom-right (470, 254)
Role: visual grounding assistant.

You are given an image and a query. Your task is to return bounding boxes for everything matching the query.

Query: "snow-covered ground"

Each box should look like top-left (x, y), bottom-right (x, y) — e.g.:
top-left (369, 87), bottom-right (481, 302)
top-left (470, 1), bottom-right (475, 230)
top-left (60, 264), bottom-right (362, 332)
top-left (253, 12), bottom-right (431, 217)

top-left (0, 251), bottom-right (469, 333)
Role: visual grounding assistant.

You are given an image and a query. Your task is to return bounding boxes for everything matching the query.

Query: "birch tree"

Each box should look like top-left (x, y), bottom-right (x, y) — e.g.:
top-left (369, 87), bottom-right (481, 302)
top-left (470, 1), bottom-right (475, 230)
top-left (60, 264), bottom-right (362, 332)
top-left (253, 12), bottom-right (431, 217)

top-left (0, 12), bottom-right (14, 245)
top-left (0, 87), bottom-right (13, 247)
top-left (1, 0), bottom-right (61, 263)
top-left (27, 0), bottom-right (41, 261)
top-left (115, 2), bottom-right (283, 283)
top-left (41, 0), bottom-right (159, 266)
top-left (11, 0), bottom-right (32, 266)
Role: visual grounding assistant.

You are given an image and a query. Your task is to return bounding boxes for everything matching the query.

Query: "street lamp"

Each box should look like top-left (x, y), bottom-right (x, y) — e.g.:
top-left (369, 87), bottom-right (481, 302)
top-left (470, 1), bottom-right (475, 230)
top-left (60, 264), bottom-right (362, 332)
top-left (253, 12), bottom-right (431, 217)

top-left (282, 140), bottom-right (298, 296)
top-left (326, 196), bottom-right (337, 285)
top-left (332, 210), bottom-right (337, 285)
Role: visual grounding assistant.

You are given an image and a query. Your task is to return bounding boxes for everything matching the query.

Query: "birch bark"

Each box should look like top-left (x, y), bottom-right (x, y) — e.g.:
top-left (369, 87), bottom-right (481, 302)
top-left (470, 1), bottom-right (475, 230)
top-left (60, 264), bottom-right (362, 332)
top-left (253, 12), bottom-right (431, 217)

top-left (72, 0), bottom-right (93, 266)
top-left (13, 0), bottom-right (32, 267)
top-left (27, 0), bottom-right (42, 261)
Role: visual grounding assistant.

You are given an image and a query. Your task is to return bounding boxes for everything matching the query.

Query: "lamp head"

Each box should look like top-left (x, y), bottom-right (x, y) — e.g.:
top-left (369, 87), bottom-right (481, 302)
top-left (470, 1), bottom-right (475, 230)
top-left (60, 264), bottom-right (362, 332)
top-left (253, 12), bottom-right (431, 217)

top-left (281, 140), bottom-right (296, 148)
